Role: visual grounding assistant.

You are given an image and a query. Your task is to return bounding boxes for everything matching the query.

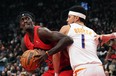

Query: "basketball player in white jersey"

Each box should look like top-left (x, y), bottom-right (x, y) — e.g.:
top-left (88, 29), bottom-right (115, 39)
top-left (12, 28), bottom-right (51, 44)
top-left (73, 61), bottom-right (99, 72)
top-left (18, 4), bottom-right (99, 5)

top-left (59, 5), bottom-right (116, 76)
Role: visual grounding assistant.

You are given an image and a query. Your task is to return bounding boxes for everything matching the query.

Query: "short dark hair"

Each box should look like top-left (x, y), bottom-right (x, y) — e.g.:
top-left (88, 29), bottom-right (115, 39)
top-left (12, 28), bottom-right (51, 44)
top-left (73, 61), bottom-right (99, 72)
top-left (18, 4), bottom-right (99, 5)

top-left (69, 5), bottom-right (87, 24)
top-left (17, 11), bottom-right (35, 22)
top-left (69, 5), bottom-right (86, 16)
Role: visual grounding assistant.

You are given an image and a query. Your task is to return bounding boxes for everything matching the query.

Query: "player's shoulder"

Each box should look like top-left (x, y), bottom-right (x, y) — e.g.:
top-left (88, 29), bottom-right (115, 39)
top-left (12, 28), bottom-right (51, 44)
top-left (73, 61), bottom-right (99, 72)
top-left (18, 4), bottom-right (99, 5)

top-left (85, 26), bottom-right (95, 32)
top-left (60, 25), bottom-right (70, 30)
top-left (86, 27), bottom-right (97, 35)
top-left (60, 25), bottom-right (70, 34)
top-left (61, 25), bottom-right (70, 28)
top-left (38, 26), bottom-right (52, 34)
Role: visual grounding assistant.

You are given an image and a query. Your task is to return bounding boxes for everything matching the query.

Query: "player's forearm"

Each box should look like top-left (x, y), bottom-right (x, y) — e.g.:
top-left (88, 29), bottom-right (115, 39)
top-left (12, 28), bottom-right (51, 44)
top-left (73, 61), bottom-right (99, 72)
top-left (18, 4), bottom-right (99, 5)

top-left (108, 32), bottom-right (116, 39)
top-left (47, 37), bottom-right (73, 56)
top-left (101, 32), bottom-right (116, 40)
top-left (53, 53), bottom-right (60, 75)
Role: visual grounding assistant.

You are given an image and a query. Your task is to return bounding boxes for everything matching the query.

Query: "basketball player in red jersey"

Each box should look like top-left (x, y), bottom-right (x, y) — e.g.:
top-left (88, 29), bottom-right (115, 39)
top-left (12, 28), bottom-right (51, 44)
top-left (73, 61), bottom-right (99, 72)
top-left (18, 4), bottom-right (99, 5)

top-left (18, 12), bottom-right (73, 76)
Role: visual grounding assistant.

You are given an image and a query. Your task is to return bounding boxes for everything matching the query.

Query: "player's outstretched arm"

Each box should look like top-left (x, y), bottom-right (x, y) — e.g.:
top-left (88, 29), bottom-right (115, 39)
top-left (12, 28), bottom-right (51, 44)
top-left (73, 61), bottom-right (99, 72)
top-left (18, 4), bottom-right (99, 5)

top-left (100, 32), bottom-right (116, 45)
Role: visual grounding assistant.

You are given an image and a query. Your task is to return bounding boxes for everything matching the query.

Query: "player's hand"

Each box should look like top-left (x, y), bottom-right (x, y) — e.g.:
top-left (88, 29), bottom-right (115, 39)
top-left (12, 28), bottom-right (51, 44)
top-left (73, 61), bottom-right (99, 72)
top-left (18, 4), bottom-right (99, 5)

top-left (94, 35), bottom-right (100, 41)
top-left (38, 52), bottom-right (48, 64)
top-left (34, 50), bottom-right (48, 64)
top-left (94, 34), bottom-right (110, 46)
top-left (94, 35), bottom-right (102, 46)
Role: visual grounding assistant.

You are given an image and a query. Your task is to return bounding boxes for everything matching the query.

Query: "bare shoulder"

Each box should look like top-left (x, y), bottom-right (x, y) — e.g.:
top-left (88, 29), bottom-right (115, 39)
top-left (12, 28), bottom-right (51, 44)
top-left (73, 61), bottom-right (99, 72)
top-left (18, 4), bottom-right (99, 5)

top-left (37, 26), bottom-right (72, 43)
top-left (37, 27), bottom-right (54, 40)
top-left (61, 25), bottom-right (70, 29)
top-left (60, 25), bottom-right (70, 34)
top-left (38, 27), bottom-right (52, 33)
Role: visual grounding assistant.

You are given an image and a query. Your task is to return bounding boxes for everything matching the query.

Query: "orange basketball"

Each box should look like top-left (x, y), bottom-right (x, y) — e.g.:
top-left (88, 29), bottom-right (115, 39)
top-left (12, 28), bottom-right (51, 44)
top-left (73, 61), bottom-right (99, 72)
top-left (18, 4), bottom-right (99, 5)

top-left (20, 50), bottom-right (41, 73)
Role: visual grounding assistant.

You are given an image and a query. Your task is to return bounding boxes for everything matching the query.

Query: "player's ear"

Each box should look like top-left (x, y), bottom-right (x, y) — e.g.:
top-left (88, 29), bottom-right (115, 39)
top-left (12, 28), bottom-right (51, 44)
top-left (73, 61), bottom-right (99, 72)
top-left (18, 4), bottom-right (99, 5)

top-left (75, 16), bottom-right (79, 22)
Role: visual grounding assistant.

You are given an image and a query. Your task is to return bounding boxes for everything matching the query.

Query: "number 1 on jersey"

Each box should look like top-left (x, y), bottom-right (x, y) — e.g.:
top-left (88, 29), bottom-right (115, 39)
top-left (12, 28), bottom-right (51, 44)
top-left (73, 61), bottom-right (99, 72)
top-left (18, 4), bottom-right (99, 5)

top-left (81, 34), bottom-right (85, 48)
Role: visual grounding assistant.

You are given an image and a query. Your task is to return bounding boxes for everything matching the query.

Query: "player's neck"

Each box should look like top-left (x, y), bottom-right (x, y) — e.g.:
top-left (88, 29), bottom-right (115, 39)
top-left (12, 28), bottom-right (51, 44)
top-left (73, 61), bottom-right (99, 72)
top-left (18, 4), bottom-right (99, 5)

top-left (26, 27), bottom-right (34, 34)
top-left (26, 28), bottom-right (34, 37)
top-left (26, 31), bottom-right (34, 43)
top-left (76, 22), bottom-right (85, 26)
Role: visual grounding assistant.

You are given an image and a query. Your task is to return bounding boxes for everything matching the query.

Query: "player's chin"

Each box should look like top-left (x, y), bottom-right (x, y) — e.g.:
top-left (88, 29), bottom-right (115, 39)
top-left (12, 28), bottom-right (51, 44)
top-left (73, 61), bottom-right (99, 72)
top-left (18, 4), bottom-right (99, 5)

top-left (25, 25), bottom-right (32, 30)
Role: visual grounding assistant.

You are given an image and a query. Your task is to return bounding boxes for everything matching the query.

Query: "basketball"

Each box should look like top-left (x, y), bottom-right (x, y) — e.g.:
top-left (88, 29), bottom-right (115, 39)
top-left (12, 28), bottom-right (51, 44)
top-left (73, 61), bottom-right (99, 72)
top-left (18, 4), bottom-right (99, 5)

top-left (20, 50), bottom-right (41, 73)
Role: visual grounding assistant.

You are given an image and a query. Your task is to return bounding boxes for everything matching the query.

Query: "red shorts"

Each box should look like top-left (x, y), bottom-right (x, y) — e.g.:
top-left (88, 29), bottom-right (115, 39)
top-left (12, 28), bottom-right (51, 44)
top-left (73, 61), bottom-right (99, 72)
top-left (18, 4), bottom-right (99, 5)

top-left (59, 70), bottom-right (73, 76)
top-left (42, 69), bottom-right (54, 76)
top-left (42, 69), bottom-right (73, 76)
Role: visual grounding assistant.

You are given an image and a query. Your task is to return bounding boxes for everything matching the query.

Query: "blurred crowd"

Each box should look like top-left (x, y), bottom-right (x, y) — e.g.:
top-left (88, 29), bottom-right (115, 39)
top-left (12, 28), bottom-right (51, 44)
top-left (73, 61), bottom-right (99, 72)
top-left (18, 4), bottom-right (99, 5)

top-left (0, 0), bottom-right (116, 76)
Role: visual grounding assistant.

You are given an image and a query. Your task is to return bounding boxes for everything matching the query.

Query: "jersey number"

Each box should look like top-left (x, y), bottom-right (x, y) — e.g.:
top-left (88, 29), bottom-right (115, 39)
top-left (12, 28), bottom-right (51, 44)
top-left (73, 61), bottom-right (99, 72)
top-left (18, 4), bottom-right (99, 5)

top-left (81, 34), bottom-right (85, 48)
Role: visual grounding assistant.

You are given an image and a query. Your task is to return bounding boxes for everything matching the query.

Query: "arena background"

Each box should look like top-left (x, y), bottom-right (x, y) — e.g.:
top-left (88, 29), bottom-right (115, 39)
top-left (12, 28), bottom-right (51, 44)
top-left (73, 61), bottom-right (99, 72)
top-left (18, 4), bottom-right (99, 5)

top-left (0, 0), bottom-right (116, 76)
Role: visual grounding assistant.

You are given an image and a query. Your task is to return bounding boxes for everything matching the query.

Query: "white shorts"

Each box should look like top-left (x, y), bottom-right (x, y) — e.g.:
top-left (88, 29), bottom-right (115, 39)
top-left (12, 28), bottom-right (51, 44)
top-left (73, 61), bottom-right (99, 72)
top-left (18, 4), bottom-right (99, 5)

top-left (73, 64), bottom-right (106, 76)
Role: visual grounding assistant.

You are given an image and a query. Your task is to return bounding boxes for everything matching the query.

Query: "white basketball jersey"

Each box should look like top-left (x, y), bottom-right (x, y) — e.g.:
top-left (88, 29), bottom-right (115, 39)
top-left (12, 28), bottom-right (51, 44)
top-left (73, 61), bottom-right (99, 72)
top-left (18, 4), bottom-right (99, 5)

top-left (67, 23), bottom-right (102, 70)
